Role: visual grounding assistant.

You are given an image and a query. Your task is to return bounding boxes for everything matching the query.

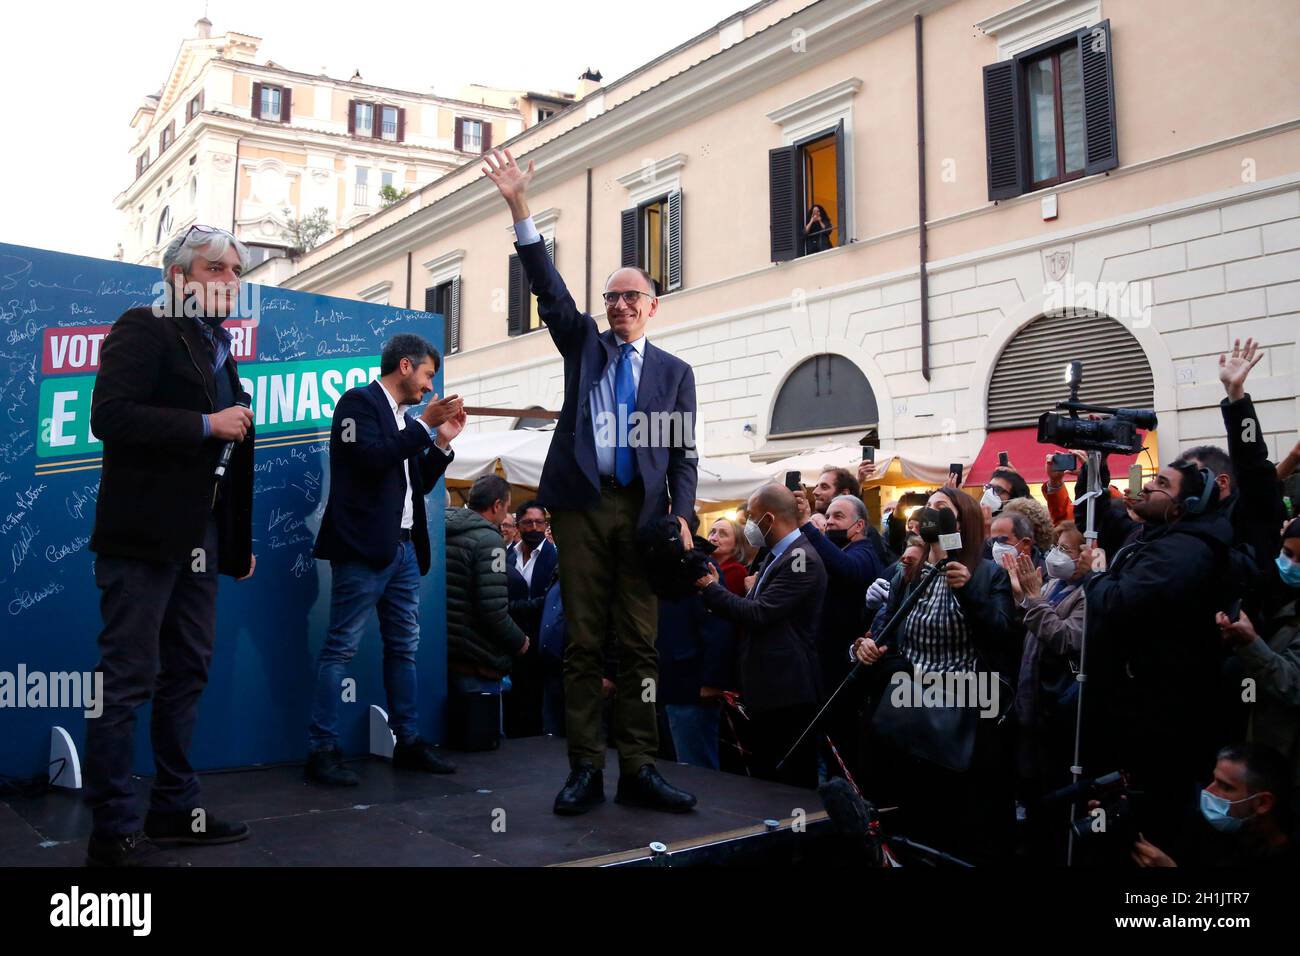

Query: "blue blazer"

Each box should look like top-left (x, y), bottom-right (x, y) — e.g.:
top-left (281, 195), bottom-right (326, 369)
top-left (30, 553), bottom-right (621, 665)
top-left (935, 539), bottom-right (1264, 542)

top-left (313, 380), bottom-right (453, 575)
top-left (515, 239), bottom-right (699, 530)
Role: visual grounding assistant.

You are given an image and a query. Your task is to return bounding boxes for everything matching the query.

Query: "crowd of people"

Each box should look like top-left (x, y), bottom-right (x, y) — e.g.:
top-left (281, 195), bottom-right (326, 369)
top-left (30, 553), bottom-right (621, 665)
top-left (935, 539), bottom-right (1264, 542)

top-left (441, 336), bottom-right (1300, 869)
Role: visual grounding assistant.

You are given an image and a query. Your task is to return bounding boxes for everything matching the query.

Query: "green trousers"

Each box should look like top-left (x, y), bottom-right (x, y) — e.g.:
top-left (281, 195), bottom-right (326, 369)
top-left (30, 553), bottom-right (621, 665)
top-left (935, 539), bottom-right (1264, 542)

top-left (549, 484), bottom-right (660, 775)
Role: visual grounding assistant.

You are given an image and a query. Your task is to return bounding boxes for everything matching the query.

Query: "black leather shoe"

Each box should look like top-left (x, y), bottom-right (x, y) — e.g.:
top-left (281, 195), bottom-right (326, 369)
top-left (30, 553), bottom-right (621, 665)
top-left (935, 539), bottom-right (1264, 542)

top-left (144, 809), bottom-right (250, 846)
top-left (553, 761), bottom-right (605, 815)
top-left (305, 746), bottom-right (360, 786)
top-left (615, 764), bottom-right (697, 813)
top-left (392, 738), bottom-right (457, 774)
top-left (85, 831), bottom-right (186, 868)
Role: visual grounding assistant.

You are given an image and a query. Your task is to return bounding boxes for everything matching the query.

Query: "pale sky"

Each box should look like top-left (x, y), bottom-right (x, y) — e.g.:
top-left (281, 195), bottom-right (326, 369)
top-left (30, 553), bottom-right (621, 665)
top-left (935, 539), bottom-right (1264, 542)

top-left (0, 0), bottom-right (752, 259)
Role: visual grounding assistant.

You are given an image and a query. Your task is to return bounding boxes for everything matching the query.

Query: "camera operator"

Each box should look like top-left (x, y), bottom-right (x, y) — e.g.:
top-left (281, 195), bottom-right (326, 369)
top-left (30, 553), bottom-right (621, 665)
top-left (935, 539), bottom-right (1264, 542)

top-left (1129, 744), bottom-right (1295, 868)
top-left (1081, 460), bottom-right (1236, 854)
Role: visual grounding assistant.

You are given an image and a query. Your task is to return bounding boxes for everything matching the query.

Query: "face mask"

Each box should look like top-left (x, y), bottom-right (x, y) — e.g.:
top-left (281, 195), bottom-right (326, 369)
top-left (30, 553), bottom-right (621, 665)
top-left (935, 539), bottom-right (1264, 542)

top-left (991, 542), bottom-right (1018, 566)
top-left (1277, 554), bottom-right (1300, 588)
top-left (826, 528), bottom-right (850, 547)
top-left (980, 488), bottom-right (1004, 515)
top-left (744, 514), bottom-right (769, 550)
top-left (520, 530), bottom-right (545, 549)
top-left (1200, 789), bottom-right (1256, 832)
top-left (1045, 547), bottom-right (1077, 581)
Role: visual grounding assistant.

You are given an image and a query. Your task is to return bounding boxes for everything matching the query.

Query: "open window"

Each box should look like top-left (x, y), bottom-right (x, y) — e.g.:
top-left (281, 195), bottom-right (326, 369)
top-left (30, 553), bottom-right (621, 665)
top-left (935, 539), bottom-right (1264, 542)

top-left (507, 238), bottom-right (555, 337)
top-left (619, 191), bottom-right (682, 295)
top-left (425, 278), bottom-right (462, 355)
top-left (769, 120), bottom-right (846, 261)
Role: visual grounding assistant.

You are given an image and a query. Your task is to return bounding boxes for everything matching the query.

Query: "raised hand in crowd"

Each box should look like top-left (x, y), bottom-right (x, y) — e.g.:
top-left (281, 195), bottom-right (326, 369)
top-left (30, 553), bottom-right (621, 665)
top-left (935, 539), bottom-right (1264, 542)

top-left (1002, 551), bottom-right (1042, 602)
top-left (1081, 543), bottom-right (1107, 573)
top-left (1218, 336), bottom-right (1263, 403)
top-left (482, 148), bottom-right (536, 219)
top-left (1279, 438), bottom-right (1300, 481)
top-left (864, 576), bottom-right (891, 611)
top-left (795, 488), bottom-right (813, 524)
top-left (858, 459), bottom-right (877, 485)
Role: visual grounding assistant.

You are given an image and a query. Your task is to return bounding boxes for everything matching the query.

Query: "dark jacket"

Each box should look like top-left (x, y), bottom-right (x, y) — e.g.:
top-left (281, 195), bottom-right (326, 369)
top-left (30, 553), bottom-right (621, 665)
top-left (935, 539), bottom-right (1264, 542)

top-left (800, 525), bottom-right (883, 689)
top-left (515, 238), bottom-right (698, 530)
top-left (90, 307), bottom-right (253, 576)
top-left (870, 557), bottom-right (1018, 678)
top-left (1082, 509), bottom-right (1236, 791)
top-left (505, 538), bottom-right (559, 638)
top-left (1220, 393), bottom-right (1287, 578)
top-left (445, 508), bottom-right (528, 675)
top-left (1232, 587), bottom-right (1300, 789)
top-left (313, 380), bottom-right (452, 575)
top-left (657, 559), bottom-right (737, 704)
top-left (700, 532), bottom-right (827, 713)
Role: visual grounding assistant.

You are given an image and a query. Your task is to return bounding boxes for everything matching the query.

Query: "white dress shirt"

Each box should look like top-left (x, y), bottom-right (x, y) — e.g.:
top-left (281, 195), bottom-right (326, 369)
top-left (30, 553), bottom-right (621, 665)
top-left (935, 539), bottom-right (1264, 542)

top-left (514, 545), bottom-right (539, 587)
top-left (379, 382), bottom-right (447, 531)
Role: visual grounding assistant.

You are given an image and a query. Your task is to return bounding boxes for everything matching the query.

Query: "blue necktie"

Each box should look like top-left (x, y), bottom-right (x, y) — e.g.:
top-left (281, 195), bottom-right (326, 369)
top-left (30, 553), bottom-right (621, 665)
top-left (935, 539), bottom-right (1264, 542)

top-left (614, 342), bottom-right (637, 486)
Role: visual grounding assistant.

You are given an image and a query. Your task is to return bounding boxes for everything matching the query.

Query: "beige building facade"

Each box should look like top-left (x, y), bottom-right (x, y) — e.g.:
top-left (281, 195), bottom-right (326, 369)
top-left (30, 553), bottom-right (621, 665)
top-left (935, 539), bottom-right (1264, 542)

top-left (253, 0), bottom-right (1300, 475)
top-left (117, 18), bottom-right (529, 268)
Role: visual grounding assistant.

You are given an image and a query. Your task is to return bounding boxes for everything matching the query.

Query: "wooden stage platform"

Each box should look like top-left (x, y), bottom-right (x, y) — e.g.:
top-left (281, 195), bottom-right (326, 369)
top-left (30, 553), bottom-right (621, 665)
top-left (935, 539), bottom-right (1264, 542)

top-left (0, 736), bottom-right (835, 867)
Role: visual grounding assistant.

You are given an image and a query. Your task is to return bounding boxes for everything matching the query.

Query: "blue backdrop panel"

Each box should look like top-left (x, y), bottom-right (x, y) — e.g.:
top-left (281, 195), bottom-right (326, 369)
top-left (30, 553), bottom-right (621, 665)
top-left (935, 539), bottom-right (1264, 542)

top-left (0, 242), bottom-right (448, 780)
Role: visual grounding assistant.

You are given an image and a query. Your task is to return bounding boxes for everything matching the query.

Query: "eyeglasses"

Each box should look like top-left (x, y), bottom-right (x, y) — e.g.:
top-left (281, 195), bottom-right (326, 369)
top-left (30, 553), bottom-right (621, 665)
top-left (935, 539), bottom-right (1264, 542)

top-left (182, 224), bottom-right (235, 244)
top-left (984, 483), bottom-right (1011, 499)
top-left (518, 518), bottom-right (546, 530)
top-left (602, 290), bottom-right (654, 307)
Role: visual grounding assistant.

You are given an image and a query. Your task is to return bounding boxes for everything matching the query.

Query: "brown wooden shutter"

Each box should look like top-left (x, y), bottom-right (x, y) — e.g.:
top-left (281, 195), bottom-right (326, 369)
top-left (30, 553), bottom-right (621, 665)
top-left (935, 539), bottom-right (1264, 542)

top-left (448, 277), bottom-right (461, 354)
top-left (620, 208), bottom-right (640, 268)
top-left (481, 121), bottom-right (492, 152)
top-left (397, 107), bottom-right (406, 142)
top-left (347, 99), bottom-right (356, 134)
top-left (666, 190), bottom-right (683, 292)
top-left (833, 119), bottom-right (847, 247)
top-left (768, 145), bottom-right (800, 261)
top-left (251, 82), bottom-right (263, 119)
top-left (281, 87), bottom-right (292, 123)
top-left (372, 103), bottom-right (382, 139)
top-left (982, 60), bottom-right (1024, 201)
top-left (1078, 19), bottom-right (1118, 175)
top-left (454, 117), bottom-right (464, 151)
top-left (507, 254), bottom-right (524, 336)
top-left (199, 89), bottom-right (205, 113)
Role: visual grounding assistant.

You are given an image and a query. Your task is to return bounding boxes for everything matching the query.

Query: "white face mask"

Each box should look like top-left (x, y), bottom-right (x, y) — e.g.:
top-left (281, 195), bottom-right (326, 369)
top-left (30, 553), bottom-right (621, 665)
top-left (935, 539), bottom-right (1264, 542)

top-left (744, 514), bottom-right (769, 550)
top-left (991, 542), bottom-right (1018, 566)
top-left (1044, 546), bottom-right (1077, 581)
top-left (980, 488), bottom-right (1004, 515)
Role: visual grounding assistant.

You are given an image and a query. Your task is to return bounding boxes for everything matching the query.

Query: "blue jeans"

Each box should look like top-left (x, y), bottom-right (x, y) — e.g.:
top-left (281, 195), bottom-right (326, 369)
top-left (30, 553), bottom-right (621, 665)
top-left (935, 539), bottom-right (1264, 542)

top-left (309, 542), bottom-right (421, 752)
top-left (665, 701), bottom-right (722, 770)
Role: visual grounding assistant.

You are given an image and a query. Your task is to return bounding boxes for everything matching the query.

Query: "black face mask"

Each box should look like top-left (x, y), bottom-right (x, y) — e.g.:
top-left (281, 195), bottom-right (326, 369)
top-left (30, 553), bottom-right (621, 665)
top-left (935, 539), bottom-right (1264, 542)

top-left (826, 528), bottom-right (850, 547)
top-left (520, 530), bottom-right (545, 548)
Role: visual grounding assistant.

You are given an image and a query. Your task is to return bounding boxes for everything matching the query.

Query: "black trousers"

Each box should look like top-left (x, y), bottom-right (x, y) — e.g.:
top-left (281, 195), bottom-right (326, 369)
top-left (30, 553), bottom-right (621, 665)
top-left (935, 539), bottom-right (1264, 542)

top-left (84, 519), bottom-right (219, 838)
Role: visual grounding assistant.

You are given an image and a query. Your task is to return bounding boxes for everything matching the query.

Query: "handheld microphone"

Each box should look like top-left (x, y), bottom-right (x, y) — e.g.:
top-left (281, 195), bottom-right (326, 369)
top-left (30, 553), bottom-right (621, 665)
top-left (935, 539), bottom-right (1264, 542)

top-left (214, 391), bottom-right (253, 480)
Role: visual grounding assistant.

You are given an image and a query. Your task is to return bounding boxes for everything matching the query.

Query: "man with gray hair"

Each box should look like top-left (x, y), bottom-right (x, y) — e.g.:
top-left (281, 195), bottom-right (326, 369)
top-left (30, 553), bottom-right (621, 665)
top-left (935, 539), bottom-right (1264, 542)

top-left (85, 225), bottom-right (259, 866)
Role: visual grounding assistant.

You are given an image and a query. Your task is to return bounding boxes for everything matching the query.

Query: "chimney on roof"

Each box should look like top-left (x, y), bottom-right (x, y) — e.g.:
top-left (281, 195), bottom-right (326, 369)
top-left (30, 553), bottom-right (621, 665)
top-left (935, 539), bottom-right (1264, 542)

top-left (576, 68), bottom-right (603, 99)
top-left (195, 17), bottom-right (212, 39)
top-left (351, 69), bottom-right (362, 81)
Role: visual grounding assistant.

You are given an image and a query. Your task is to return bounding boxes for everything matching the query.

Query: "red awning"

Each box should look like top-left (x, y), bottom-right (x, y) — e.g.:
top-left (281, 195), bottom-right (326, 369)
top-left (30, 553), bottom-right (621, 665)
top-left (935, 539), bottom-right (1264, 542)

top-left (964, 426), bottom-right (1156, 489)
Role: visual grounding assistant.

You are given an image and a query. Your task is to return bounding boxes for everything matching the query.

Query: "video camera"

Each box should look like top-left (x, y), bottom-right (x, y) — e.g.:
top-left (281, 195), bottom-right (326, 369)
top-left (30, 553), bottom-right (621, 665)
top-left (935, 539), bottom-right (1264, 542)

top-left (1036, 361), bottom-right (1157, 455)
top-left (1044, 770), bottom-right (1140, 846)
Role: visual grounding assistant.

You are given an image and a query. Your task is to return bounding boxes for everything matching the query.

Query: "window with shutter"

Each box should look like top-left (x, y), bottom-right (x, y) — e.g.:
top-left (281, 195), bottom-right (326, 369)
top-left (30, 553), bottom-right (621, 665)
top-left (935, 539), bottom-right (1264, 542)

top-left (397, 107), bottom-right (406, 143)
top-left (347, 99), bottom-right (356, 135)
top-left (768, 145), bottom-right (800, 262)
top-left (620, 208), bottom-right (640, 268)
top-left (986, 311), bottom-right (1152, 429)
top-left (448, 277), bottom-right (461, 354)
top-left (454, 117), bottom-right (464, 152)
top-left (982, 19), bottom-right (1116, 201)
top-left (481, 121), bottom-right (492, 152)
top-left (280, 87), bottom-right (292, 123)
top-left (251, 82), bottom-right (263, 119)
top-left (507, 253), bottom-right (524, 336)
top-left (666, 190), bottom-right (683, 293)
